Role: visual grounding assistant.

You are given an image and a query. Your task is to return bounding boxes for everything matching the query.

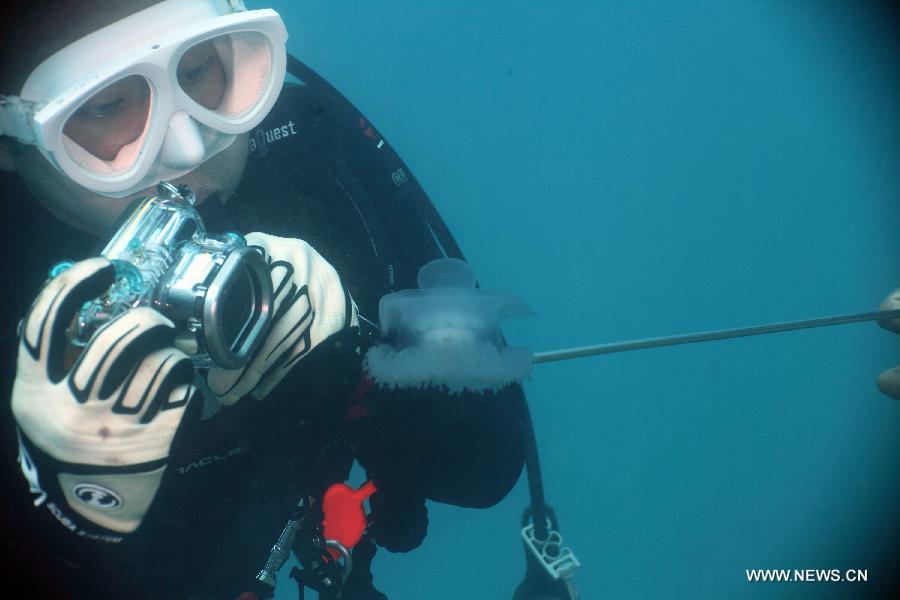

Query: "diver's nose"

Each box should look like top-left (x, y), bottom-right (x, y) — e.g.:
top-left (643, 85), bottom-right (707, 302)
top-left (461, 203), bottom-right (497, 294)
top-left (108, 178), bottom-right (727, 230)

top-left (159, 111), bottom-right (206, 168)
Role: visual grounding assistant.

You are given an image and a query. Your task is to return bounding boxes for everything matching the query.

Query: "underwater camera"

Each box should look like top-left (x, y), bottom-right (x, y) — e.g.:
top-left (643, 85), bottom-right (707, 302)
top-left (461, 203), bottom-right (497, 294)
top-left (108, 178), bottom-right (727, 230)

top-left (65, 181), bottom-right (273, 369)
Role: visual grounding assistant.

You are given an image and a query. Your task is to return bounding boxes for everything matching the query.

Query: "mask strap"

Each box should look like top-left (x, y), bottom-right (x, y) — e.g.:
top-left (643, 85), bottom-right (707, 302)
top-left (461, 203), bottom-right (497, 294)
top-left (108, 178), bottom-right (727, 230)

top-left (0, 96), bottom-right (37, 144)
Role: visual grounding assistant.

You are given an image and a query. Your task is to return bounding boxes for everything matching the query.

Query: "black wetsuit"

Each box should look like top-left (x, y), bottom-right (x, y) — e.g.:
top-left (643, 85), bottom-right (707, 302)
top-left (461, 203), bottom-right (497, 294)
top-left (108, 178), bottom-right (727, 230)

top-left (0, 80), bottom-right (527, 599)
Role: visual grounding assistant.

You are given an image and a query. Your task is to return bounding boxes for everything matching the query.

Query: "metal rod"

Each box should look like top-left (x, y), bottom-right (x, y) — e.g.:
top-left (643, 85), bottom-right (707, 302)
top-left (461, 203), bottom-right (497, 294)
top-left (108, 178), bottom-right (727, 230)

top-left (532, 309), bottom-right (900, 365)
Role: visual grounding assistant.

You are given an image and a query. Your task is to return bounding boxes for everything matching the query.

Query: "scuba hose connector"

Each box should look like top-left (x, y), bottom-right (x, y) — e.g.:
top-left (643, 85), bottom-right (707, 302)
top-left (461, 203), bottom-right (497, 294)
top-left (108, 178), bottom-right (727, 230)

top-left (257, 504), bottom-right (305, 588)
top-left (256, 499), bottom-right (307, 588)
top-left (257, 496), bottom-right (353, 597)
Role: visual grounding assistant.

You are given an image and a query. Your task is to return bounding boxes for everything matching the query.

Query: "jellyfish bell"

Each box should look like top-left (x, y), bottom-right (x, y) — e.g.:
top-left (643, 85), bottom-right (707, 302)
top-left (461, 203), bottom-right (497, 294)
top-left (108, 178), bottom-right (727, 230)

top-left (364, 258), bottom-right (535, 393)
top-left (378, 258), bottom-right (534, 351)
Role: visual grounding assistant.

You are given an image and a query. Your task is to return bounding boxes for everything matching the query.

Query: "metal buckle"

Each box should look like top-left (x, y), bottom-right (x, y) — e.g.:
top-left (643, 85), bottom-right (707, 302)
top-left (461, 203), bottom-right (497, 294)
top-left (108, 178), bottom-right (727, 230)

top-left (520, 519), bottom-right (581, 580)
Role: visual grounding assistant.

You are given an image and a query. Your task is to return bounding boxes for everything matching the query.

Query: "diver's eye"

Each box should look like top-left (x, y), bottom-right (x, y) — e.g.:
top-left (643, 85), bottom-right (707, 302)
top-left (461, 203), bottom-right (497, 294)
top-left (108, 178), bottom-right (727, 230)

top-left (75, 98), bottom-right (126, 120)
top-left (177, 40), bottom-right (226, 110)
top-left (180, 51), bottom-right (215, 86)
top-left (63, 74), bottom-right (151, 161)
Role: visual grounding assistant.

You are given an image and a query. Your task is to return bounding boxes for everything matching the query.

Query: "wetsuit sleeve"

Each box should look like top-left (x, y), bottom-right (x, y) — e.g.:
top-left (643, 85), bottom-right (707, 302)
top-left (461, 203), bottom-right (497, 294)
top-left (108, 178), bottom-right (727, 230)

top-left (350, 382), bottom-right (527, 508)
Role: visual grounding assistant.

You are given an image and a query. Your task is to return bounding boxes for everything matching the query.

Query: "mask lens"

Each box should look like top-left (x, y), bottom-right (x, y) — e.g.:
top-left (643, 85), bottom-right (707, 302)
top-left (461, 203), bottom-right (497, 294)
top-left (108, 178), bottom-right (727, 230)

top-left (62, 74), bottom-right (151, 173)
top-left (178, 31), bottom-right (273, 118)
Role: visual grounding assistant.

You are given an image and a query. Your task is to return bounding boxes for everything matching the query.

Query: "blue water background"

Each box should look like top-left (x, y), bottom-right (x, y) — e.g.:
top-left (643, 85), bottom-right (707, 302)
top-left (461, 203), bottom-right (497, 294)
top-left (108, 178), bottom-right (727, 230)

top-left (253, 2), bottom-right (900, 598)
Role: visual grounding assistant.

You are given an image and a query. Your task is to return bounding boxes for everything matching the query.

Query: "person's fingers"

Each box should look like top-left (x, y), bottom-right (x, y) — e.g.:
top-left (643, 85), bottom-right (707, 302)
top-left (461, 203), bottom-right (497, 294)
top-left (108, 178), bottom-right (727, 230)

top-left (20, 258), bottom-right (114, 383)
top-left (878, 287), bottom-right (900, 334)
top-left (212, 233), bottom-right (351, 403)
top-left (208, 232), bottom-right (298, 404)
top-left (119, 346), bottom-right (195, 425)
top-left (875, 288), bottom-right (899, 400)
top-left (206, 366), bottom-right (247, 405)
top-left (71, 307), bottom-right (175, 402)
top-left (877, 366), bottom-right (900, 400)
top-left (74, 347), bottom-right (196, 466)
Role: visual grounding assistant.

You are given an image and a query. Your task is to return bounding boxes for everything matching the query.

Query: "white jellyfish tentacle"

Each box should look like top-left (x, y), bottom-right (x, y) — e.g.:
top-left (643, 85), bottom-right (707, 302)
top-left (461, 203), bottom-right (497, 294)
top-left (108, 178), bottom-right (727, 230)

top-left (364, 259), bottom-right (534, 393)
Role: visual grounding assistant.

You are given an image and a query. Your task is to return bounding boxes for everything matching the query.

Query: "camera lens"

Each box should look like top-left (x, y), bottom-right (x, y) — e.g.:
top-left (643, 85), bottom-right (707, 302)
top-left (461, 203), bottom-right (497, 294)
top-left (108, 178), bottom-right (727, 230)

top-left (203, 246), bottom-right (273, 369)
top-left (219, 268), bottom-right (254, 351)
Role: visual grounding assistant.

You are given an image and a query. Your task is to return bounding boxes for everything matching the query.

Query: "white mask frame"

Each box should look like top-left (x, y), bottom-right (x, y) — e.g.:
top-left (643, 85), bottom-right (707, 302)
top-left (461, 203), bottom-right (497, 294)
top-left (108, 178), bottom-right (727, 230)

top-left (0, 0), bottom-right (288, 197)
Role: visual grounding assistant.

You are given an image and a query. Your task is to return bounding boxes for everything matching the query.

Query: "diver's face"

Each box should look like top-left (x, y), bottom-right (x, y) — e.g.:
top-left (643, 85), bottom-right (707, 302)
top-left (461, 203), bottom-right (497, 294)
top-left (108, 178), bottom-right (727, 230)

top-left (5, 133), bottom-right (250, 236)
top-left (0, 0), bottom-right (253, 237)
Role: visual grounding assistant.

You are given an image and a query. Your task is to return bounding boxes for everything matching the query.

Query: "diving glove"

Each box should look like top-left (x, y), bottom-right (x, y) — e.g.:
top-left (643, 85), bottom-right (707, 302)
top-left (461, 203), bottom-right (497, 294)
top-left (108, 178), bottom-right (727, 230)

top-left (12, 258), bottom-right (197, 535)
top-left (207, 233), bottom-right (358, 404)
top-left (368, 490), bottom-right (428, 553)
top-left (877, 287), bottom-right (900, 400)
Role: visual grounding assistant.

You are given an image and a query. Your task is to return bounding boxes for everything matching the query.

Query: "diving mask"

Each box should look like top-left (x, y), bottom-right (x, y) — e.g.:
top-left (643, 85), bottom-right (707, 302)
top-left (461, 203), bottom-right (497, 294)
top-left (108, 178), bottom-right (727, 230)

top-left (0, 0), bottom-right (287, 197)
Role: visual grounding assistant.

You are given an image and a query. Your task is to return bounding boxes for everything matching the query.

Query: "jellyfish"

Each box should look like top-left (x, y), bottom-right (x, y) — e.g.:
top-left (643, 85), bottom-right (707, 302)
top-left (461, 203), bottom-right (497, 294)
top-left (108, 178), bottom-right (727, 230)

top-left (363, 258), bottom-right (534, 394)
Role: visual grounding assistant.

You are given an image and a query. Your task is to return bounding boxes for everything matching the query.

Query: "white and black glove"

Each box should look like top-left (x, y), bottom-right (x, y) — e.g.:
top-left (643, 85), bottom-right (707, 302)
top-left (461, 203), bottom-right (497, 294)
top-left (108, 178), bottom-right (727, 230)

top-left (207, 233), bottom-right (358, 404)
top-left (878, 287), bottom-right (900, 400)
top-left (12, 258), bottom-right (197, 535)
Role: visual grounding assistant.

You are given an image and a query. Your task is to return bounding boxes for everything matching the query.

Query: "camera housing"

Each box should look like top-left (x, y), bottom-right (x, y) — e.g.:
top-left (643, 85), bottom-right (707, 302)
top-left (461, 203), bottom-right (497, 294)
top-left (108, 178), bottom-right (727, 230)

top-left (72, 181), bottom-right (273, 369)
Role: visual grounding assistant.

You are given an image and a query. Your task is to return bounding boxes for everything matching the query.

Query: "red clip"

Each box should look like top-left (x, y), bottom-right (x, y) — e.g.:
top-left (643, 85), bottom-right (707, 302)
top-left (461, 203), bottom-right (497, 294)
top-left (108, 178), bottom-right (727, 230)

top-left (358, 117), bottom-right (378, 140)
top-left (344, 377), bottom-right (374, 419)
top-left (321, 480), bottom-right (377, 557)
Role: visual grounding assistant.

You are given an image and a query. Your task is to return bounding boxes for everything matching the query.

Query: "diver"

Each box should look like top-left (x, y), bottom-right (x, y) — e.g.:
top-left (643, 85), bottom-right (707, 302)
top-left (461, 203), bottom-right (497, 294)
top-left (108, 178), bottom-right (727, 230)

top-left (0, 1), bottom-right (530, 598)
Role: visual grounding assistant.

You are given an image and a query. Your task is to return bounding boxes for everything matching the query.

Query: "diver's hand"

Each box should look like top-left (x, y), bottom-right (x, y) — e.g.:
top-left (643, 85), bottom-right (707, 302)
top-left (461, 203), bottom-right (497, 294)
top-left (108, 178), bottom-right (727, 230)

top-left (12, 258), bottom-right (197, 534)
top-left (877, 287), bottom-right (900, 399)
top-left (368, 490), bottom-right (428, 553)
top-left (207, 233), bottom-right (358, 403)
